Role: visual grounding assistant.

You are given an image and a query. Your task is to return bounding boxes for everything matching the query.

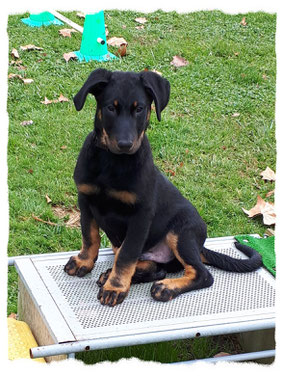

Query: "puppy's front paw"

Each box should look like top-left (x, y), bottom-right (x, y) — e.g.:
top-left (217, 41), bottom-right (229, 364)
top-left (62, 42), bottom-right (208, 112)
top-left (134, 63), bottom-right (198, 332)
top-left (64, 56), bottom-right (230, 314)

top-left (97, 285), bottom-right (129, 307)
top-left (64, 255), bottom-right (94, 277)
top-left (96, 268), bottom-right (112, 287)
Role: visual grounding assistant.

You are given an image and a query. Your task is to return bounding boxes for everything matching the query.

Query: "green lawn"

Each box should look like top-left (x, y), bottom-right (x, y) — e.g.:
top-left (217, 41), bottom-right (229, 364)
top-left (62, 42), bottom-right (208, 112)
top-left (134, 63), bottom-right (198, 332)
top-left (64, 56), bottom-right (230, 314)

top-left (7, 9), bottom-right (276, 363)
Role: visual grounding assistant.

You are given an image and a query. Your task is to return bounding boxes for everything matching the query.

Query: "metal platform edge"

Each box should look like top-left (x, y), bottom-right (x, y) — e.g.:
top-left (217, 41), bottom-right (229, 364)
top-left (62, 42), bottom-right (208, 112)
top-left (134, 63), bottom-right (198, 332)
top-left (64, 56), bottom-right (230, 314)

top-left (14, 257), bottom-right (76, 343)
top-left (29, 316), bottom-right (275, 359)
top-left (8, 235), bottom-right (276, 360)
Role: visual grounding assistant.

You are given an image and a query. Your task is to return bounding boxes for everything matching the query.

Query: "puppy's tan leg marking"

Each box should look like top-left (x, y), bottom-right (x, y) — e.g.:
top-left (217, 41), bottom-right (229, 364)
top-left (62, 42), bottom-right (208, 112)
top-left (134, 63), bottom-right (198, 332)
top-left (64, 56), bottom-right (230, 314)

top-left (150, 232), bottom-right (198, 301)
top-left (98, 247), bottom-right (137, 306)
top-left (64, 219), bottom-right (100, 277)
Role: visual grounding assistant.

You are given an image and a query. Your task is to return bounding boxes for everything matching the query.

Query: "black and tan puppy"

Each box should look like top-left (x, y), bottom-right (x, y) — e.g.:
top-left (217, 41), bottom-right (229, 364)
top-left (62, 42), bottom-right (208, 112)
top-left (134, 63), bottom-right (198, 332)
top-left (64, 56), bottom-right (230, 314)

top-left (64, 69), bottom-right (262, 307)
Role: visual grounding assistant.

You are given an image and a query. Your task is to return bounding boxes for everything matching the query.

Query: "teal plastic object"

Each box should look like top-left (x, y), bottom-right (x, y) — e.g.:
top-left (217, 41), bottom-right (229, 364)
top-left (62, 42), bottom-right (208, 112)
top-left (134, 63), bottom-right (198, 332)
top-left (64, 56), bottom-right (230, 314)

top-left (21, 12), bottom-right (63, 27)
top-left (74, 11), bottom-right (117, 62)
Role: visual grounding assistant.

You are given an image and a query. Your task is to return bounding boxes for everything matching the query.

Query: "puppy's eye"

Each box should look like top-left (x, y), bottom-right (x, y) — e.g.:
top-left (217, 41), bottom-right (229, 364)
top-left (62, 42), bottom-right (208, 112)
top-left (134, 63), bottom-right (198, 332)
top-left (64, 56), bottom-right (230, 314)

top-left (136, 106), bottom-right (143, 113)
top-left (107, 105), bottom-right (115, 112)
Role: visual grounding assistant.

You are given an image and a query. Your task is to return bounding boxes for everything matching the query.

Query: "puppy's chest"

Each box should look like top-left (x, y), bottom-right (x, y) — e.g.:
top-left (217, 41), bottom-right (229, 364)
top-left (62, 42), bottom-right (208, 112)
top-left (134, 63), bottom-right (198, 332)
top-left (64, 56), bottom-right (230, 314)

top-left (76, 181), bottom-right (138, 216)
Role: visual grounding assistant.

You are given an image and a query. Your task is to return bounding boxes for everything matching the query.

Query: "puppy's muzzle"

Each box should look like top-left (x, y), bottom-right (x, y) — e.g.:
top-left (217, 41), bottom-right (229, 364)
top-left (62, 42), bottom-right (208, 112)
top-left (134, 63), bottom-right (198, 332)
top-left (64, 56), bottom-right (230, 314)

top-left (117, 140), bottom-right (134, 153)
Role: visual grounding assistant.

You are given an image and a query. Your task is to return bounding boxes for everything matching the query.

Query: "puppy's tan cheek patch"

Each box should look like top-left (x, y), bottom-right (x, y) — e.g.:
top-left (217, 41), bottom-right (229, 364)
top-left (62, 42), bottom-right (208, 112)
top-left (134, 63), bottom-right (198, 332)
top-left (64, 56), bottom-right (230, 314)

top-left (97, 109), bottom-right (102, 120)
top-left (101, 128), bottom-right (109, 146)
top-left (131, 131), bottom-right (144, 152)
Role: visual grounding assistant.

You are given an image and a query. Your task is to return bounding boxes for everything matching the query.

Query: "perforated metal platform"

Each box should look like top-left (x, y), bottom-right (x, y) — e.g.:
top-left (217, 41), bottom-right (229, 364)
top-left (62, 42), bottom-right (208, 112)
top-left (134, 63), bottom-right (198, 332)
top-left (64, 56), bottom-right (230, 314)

top-left (14, 236), bottom-right (275, 352)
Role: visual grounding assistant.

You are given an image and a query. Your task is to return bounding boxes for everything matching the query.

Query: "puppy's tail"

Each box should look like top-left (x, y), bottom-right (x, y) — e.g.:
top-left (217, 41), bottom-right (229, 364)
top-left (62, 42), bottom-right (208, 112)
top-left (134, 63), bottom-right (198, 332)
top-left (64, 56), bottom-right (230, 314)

top-left (201, 242), bottom-right (262, 273)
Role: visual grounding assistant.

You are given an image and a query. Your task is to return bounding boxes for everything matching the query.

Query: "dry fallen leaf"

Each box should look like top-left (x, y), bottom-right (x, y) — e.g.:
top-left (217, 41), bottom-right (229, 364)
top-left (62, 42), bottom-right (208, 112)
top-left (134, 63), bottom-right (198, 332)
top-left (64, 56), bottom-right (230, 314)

top-left (242, 195), bottom-right (276, 225)
top-left (8, 73), bottom-right (33, 84)
top-left (135, 17), bottom-right (147, 24)
top-left (45, 195), bottom-right (52, 204)
top-left (20, 120), bottom-right (33, 126)
top-left (232, 112), bottom-right (240, 117)
top-left (107, 37), bottom-right (128, 47)
top-left (240, 17), bottom-right (247, 26)
top-left (41, 94), bottom-right (69, 105)
top-left (22, 78), bottom-right (34, 84)
top-left (165, 169), bottom-right (176, 176)
top-left (63, 51), bottom-right (78, 62)
top-left (170, 55), bottom-right (189, 68)
top-left (151, 69), bottom-right (162, 76)
top-left (135, 25), bottom-right (144, 30)
top-left (58, 93), bottom-right (69, 102)
top-left (10, 59), bottom-right (23, 66)
top-left (41, 97), bottom-right (53, 105)
top-left (76, 12), bottom-right (85, 18)
top-left (16, 64), bottom-right (27, 71)
top-left (214, 352), bottom-right (231, 358)
top-left (266, 190), bottom-right (275, 198)
top-left (265, 228), bottom-right (275, 236)
top-left (8, 73), bottom-right (19, 79)
top-left (11, 48), bottom-right (19, 59)
top-left (117, 43), bottom-right (127, 57)
top-left (59, 28), bottom-right (77, 37)
top-left (8, 313), bottom-right (17, 319)
top-left (20, 44), bottom-right (43, 51)
top-left (260, 167), bottom-right (276, 181)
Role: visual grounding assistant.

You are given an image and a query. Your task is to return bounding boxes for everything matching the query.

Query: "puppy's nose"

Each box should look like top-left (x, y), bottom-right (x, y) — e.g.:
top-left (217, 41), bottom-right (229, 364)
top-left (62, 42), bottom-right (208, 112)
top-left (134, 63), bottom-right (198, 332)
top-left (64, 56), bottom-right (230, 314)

top-left (117, 140), bottom-right (133, 151)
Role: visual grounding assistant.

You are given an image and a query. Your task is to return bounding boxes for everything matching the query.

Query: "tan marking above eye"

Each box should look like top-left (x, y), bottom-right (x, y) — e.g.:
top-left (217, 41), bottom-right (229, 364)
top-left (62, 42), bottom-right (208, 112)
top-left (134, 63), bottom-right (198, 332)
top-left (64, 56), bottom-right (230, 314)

top-left (107, 189), bottom-right (137, 204)
top-left (133, 101), bottom-right (138, 107)
top-left (114, 100), bottom-right (118, 106)
top-left (77, 184), bottom-right (100, 195)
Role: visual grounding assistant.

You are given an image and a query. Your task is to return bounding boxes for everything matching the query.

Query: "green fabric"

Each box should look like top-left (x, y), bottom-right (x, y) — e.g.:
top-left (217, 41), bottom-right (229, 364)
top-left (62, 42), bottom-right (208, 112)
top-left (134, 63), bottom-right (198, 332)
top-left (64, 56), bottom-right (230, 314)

top-left (235, 235), bottom-right (276, 276)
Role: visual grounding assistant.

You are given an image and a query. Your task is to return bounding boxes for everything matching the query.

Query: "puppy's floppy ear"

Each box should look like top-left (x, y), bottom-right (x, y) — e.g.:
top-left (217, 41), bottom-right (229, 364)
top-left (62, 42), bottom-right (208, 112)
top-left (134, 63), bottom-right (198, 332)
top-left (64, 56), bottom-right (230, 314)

top-left (73, 69), bottom-right (112, 111)
top-left (140, 71), bottom-right (170, 121)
